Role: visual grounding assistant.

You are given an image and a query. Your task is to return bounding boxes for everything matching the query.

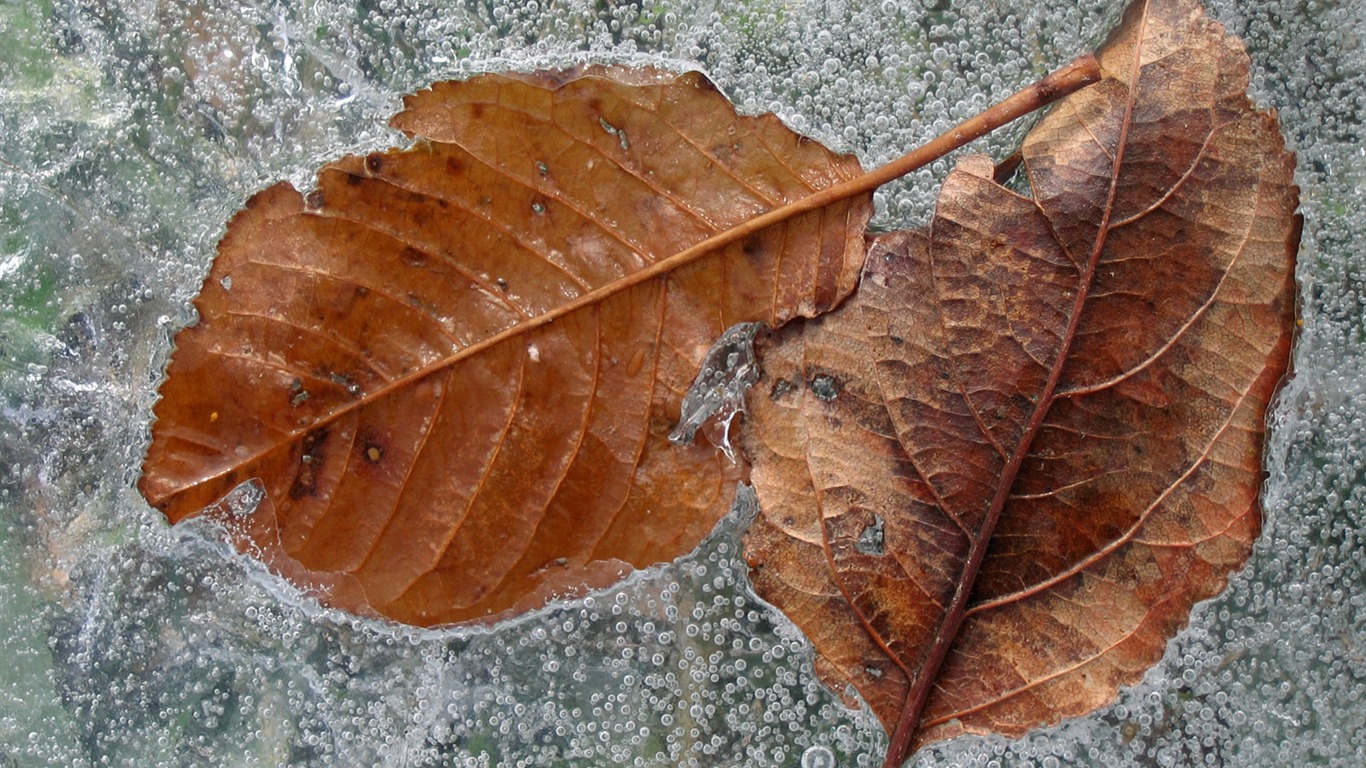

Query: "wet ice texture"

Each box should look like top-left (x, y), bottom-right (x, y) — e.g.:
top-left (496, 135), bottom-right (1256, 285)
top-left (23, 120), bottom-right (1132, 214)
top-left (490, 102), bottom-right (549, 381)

top-left (670, 323), bottom-right (762, 461)
top-left (0, 0), bottom-right (1361, 766)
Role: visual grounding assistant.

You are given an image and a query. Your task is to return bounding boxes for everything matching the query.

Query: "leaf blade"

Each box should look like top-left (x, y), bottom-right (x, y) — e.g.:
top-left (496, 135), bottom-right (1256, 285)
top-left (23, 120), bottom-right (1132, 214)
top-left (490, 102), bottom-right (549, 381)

top-left (741, 0), bottom-right (1299, 762)
top-left (141, 66), bottom-right (873, 625)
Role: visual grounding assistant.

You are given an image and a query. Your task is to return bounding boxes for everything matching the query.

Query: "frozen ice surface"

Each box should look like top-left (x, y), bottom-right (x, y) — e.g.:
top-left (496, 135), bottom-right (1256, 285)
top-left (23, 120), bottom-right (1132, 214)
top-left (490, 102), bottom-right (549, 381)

top-left (0, 0), bottom-right (1362, 766)
top-left (671, 323), bottom-right (762, 461)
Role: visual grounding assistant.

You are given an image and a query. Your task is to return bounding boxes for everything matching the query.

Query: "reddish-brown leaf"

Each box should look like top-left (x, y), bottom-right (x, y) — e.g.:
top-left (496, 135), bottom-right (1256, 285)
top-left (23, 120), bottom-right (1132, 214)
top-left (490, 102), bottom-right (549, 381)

top-left (140, 66), bottom-right (873, 625)
top-left (741, 0), bottom-right (1299, 765)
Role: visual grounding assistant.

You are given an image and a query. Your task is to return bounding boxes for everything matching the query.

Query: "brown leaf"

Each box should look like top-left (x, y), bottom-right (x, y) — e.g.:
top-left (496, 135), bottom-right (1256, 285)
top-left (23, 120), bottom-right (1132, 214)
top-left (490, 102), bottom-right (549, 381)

top-left (140, 65), bottom-right (873, 625)
top-left (741, 0), bottom-right (1299, 764)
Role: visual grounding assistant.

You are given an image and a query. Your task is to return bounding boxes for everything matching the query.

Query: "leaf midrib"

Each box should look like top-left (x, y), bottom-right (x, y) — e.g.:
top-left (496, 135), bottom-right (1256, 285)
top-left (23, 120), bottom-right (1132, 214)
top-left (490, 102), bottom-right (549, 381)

top-left (875, 7), bottom-right (1148, 766)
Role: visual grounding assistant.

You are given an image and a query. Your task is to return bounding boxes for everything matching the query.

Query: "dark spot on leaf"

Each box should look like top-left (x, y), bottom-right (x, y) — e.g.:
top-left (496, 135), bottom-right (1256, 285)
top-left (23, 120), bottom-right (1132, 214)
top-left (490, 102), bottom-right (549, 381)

top-left (401, 247), bottom-right (428, 267)
top-left (305, 190), bottom-right (326, 210)
top-left (327, 372), bottom-right (363, 397)
top-left (290, 428), bottom-right (329, 499)
top-left (365, 154), bottom-right (384, 175)
top-left (300, 428), bottom-right (328, 457)
top-left (809, 373), bottom-right (841, 401)
top-left (649, 411), bottom-right (675, 437)
top-left (769, 378), bottom-right (797, 401)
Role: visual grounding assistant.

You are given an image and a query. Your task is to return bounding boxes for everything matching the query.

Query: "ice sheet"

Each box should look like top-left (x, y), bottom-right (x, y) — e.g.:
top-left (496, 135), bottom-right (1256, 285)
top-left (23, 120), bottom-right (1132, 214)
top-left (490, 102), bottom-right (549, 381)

top-left (1, 0), bottom-right (1361, 765)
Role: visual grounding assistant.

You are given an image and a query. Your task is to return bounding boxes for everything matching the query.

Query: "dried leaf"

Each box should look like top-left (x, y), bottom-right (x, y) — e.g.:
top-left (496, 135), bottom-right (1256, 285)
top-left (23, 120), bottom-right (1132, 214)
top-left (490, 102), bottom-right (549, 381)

top-left (742, 0), bottom-right (1299, 764)
top-left (140, 66), bottom-right (873, 625)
